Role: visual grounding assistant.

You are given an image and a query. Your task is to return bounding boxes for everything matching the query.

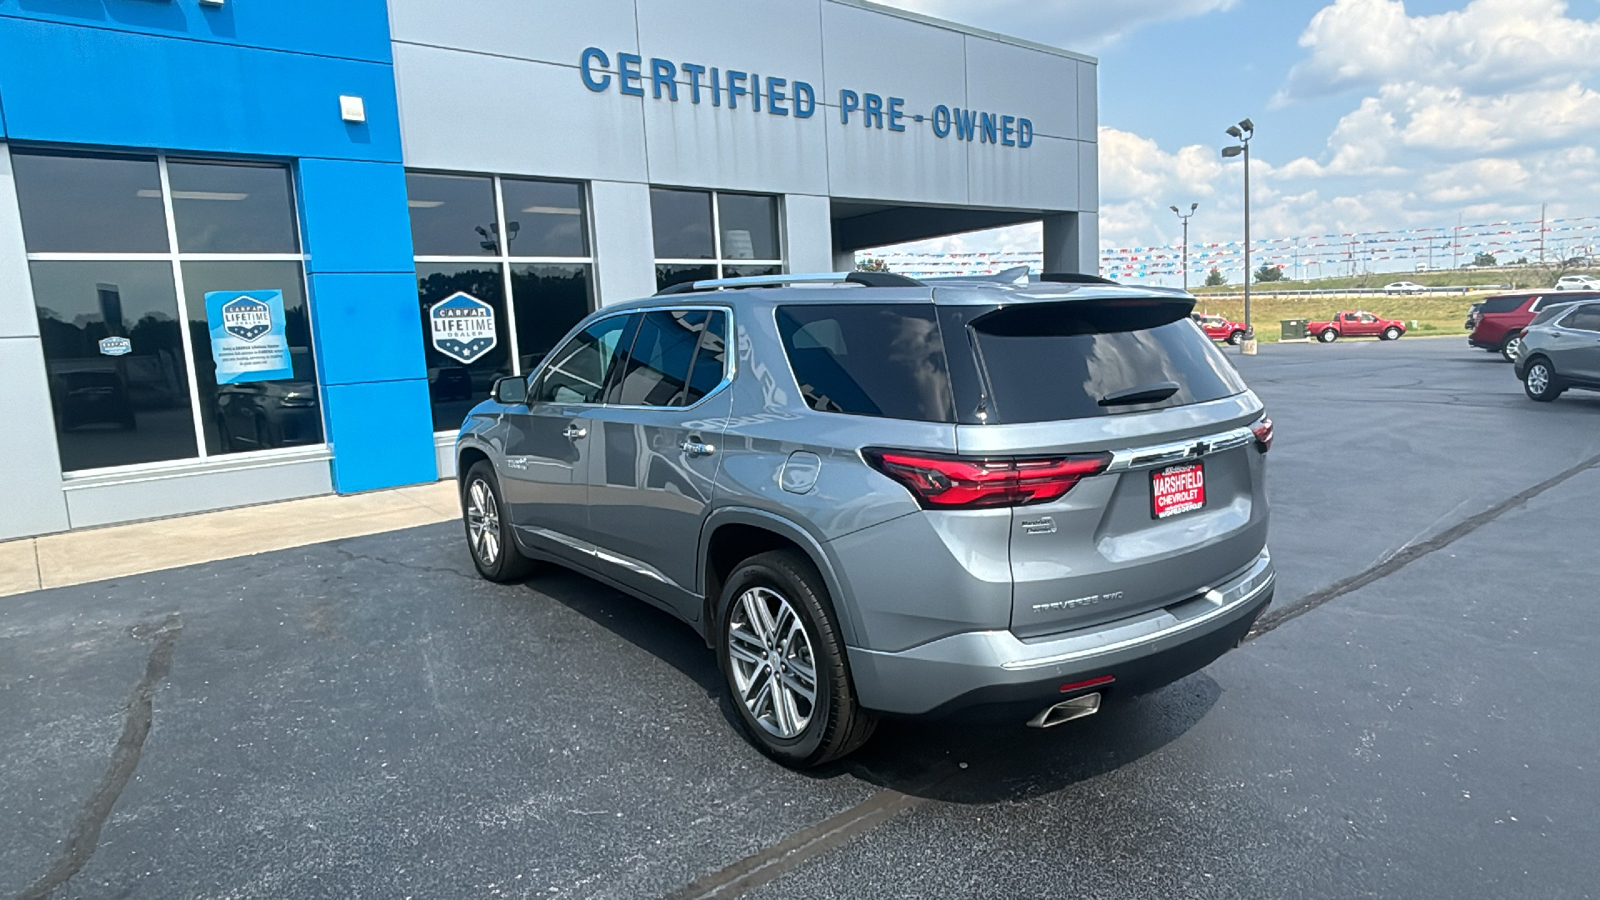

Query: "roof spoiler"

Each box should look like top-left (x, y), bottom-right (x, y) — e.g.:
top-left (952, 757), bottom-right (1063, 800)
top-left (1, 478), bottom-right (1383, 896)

top-left (655, 271), bottom-right (923, 295)
top-left (1038, 272), bottom-right (1121, 286)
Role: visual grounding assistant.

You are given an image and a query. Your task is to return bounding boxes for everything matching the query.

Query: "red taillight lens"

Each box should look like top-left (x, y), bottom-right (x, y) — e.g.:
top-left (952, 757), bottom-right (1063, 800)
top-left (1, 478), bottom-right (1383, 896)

top-left (1251, 417), bottom-right (1274, 453)
top-left (862, 449), bottom-right (1111, 509)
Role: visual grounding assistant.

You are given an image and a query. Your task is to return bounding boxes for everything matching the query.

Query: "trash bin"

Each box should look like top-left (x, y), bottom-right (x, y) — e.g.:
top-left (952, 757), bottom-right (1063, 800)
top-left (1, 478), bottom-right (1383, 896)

top-left (1281, 319), bottom-right (1309, 341)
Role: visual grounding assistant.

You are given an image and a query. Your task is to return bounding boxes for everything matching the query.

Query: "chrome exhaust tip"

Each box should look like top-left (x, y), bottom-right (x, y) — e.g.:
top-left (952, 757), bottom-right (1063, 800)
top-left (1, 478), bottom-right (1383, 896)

top-left (1026, 692), bottom-right (1103, 728)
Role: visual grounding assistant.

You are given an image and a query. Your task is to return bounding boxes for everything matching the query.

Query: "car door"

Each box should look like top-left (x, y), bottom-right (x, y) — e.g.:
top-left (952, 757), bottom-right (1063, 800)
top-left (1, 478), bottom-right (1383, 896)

top-left (585, 307), bottom-right (733, 617)
top-left (1557, 304), bottom-right (1600, 381)
top-left (499, 312), bottom-right (637, 561)
top-left (1353, 313), bottom-right (1379, 336)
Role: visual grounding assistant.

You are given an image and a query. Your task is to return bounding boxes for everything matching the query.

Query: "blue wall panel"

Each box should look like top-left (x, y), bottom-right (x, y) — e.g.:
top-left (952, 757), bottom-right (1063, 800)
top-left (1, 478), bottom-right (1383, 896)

top-left (322, 380), bottom-right (439, 493)
top-left (300, 159), bottom-right (416, 274)
top-left (307, 272), bottom-right (427, 386)
top-left (0, 17), bottom-right (402, 161)
top-left (0, 0), bottom-right (392, 63)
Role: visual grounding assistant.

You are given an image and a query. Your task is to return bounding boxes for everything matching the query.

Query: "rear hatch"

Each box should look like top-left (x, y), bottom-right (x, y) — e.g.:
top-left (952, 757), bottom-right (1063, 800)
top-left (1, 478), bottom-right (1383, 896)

top-left (939, 292), bottom-right (1268, 638)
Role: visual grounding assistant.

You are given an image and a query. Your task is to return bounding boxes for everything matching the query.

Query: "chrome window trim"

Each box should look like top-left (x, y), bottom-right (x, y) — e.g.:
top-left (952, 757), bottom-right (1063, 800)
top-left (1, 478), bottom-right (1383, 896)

top-left (523, 304), bottom-right (737, 412)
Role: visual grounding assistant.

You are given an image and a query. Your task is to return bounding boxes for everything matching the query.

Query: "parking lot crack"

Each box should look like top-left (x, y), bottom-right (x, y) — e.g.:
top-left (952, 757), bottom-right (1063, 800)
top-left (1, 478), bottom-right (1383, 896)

top-left (1249, 452), bottom-right (1600, 641)
top-left (327, 545), bottom-right (477, 582)
top-left (17, 612), bottom-right (182, 900)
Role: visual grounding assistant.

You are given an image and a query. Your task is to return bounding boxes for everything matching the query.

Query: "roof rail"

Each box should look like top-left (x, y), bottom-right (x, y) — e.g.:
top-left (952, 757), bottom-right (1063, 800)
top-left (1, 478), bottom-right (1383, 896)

top-left (654, 270), bottom-right (923, 296)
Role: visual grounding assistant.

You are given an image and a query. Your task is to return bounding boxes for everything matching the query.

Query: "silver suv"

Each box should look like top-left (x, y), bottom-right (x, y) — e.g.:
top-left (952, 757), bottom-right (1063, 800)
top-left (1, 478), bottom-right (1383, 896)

top-left (1517, 300), bottom-right (1600, 402)
top-left (456, 272), bottom-right (1275, 767)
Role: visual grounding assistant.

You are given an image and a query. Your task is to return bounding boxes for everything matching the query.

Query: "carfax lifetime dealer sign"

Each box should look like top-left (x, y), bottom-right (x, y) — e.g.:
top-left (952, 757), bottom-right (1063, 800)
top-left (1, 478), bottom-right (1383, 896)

top-left (205, 290), bottom-right (293, 384)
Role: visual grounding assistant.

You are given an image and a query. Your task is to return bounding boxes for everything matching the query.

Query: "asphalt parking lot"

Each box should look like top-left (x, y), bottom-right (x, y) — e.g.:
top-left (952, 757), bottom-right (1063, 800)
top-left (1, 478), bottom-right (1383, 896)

top-left (4, 337), bottom-right (1599, 900)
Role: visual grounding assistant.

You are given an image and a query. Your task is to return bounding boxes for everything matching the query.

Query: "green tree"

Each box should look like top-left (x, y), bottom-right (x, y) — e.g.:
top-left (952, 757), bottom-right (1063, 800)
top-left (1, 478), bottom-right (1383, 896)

top-left (1204, 267), bottom-right (1227, 287)
top-left (1254, 264), bottom-right (1285, 283)
top-left (856, 257), bottom-right (891, 272)
top-left (1473, 252), bottom-right (1498, 267)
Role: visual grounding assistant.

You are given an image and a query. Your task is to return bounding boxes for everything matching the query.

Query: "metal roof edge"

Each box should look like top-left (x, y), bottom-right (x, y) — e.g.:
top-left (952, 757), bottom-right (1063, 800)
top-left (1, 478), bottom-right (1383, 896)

top-left (826, 0), bottom-right (1099, 65)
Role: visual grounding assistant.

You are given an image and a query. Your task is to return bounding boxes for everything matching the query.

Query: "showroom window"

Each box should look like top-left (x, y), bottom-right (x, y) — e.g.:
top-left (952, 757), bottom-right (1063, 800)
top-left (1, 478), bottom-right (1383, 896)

top-left (407, 172), bottom-right (596, 432)
top-left (12, 149), bottom-right (321, 474)
top-left (651, 188), bottom-right (784, 291)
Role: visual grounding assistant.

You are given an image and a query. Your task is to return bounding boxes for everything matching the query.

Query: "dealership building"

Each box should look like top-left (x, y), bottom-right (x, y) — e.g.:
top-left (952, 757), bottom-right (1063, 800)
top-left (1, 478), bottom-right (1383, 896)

top-left (0, 0), bottom-right (1100, 540)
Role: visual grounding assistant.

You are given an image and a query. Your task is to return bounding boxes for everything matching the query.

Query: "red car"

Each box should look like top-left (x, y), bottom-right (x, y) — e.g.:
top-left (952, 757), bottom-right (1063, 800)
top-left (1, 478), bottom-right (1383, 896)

top-left (1468, 290), bottom-right (1600, 361)
top-left (1309, 311), bottom-right (1406, 343)
top-left (1191, 313), bottom-right (1248, 345)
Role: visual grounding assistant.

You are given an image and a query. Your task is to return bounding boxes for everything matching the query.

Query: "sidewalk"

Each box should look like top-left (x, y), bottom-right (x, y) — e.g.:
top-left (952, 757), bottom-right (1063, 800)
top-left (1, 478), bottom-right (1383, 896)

top-left (0, 481), bottom-right (459, 598)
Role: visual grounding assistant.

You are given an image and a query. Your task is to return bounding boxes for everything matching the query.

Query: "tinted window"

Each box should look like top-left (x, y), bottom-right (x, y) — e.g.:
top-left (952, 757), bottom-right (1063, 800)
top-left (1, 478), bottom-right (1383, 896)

top-left (12, 151), bottom-right (168, 253)
top-left (1480, 295), bottom-right (1530, 314)
top-left (511, 264), bottom-right (592, 372)
top-left (1528, 303), bottom-right (1576, 327)
top-left (417, 263), bottom-right (510, 431)
top-left (168, 160), bottom-right (299, 253)
top-left (30, 261), bottom-right (198, 470)
top-left (657, 263), bottom-right (716, 293)
top-left (685, 311), bottom-right (728, 404)
top-left (651, 188), bottom-right (714, 259)
top-left (1563, 304), bottom-right (1600, 332)
top-left (406, 173), bottom-right (499, 256)
top-left (534, 315), bottom-right (635, 405)
top-left (179, 261), bottom-right (322, 455)
top-left (717, 193), bottom-right (780, 260)
top-left (501, 178), bottom-right (588, 257)
top-left (967, 305), bottom-right (1248, 423)
top-left (615, 311), bottom-right (709, 407)
top-left (776, 304), bottom-right (954, 423)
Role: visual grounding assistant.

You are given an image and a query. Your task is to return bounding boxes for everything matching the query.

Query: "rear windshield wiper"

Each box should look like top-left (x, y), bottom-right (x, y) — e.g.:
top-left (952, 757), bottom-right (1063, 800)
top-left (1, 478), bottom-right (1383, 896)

top-left (1099, 381), bottom-right (1180, 407)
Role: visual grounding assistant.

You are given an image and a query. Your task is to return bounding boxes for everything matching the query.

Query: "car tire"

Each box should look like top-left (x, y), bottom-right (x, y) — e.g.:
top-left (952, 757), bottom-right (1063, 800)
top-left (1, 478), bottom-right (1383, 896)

top-left (1227, 330), bottom-right (1245, 345)
top-left (1319, 328), bottom-right (1338, 343)
top-left (1382, 327), bottom-right (1403, 341)
top-left (717, 549), bottom-right (876, 768)
top-left (1500, 334), bottom-right (1523, 363)
top-left (1523, 357), bottom-right (1563, 402)
top-left (461, 461), bottom-right (536, 582)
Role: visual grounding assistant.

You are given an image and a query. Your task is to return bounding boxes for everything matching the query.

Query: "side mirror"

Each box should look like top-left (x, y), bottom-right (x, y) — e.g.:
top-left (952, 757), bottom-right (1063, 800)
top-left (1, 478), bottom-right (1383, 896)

top-left (492, 375), bottom-right (529, 406)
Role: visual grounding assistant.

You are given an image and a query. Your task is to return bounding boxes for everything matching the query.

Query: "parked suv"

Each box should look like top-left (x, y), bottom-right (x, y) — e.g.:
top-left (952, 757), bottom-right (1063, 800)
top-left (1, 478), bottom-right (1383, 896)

top-left (1468, 291), bottom-right (1597, 361)
top-left (1516, 301), bottom-right (1600, 402)
top-left (455, 272), bottom-right (1275, 767)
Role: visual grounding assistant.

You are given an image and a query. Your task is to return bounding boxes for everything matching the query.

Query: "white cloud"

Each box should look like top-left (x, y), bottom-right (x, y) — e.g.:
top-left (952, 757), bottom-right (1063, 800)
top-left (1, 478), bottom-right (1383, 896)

top-left (1285, 0), bottom-right (1600, 98)
top-left (863, 0), bottom-right (1600, 282)
top-left (870, 0), bottom-right (1238, 50)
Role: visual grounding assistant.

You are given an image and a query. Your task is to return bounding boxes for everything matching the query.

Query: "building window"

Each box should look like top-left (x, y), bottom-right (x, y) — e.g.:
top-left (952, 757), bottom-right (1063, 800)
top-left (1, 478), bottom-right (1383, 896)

top-left (651, 188), bottom-right (783, 291)
top-left (406, 172), bottom-right (596, 433)
top-left (13, 149), bottom-right (321, 473)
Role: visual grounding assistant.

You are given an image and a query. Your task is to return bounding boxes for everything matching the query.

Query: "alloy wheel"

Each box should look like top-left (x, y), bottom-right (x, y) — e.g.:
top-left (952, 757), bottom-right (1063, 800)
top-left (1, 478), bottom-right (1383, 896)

top-left (466, 478), bottom-right (501, 566)
top-left (1504, 336), bottom-right (1522, 361)
top-left (727, 586), bottom-right (819, 739)
top-left (1527, 363), bottom-right (1551, 396)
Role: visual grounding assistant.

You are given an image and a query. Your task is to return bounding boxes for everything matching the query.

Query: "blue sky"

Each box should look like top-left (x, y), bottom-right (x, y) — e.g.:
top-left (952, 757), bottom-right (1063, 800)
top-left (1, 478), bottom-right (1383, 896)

top-left (870, 0), bottom-right (1600, 277)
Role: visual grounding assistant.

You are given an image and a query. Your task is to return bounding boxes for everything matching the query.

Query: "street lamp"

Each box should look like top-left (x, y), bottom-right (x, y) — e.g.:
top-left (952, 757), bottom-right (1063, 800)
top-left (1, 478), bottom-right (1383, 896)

top-left (1222, 118), bottom-right (1254, 346)
top-left (1170, 203), bottom-right (1198, 292)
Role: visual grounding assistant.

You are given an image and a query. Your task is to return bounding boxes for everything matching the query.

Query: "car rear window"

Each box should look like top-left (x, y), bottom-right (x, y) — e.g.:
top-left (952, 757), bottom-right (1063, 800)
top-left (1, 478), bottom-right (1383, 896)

top-left (962, 302), bottom-right (1248, 423)
top-left (774, 298), bottom-right (1248, 426)
top-left (775, 304), bottom-right (955, 423)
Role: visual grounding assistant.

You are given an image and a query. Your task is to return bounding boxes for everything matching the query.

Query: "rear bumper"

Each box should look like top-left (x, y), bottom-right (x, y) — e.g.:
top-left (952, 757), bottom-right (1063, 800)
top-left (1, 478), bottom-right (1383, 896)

top-left (1468, 337), bottom-right (1498, 350)
top-left (847, 550), bottom-right (1274, 716)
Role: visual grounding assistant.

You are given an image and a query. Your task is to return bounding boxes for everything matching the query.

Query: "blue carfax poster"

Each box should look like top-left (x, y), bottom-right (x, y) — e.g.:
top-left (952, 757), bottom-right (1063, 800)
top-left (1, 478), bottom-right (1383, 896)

top-left (205, 290), bottom-right (294, 384)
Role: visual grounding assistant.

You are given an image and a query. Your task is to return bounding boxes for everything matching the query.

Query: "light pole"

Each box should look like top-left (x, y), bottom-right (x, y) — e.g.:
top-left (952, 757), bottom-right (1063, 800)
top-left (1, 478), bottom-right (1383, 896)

top-left (1222, 119), bottom-right (1254, 345)
top-left (1170, 203), bottom-right (1198, 292)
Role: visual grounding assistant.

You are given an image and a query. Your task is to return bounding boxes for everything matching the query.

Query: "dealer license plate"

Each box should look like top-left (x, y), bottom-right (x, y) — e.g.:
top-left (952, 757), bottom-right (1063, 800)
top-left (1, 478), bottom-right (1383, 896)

top-left (1151, 462), bottom-right (1206, 519)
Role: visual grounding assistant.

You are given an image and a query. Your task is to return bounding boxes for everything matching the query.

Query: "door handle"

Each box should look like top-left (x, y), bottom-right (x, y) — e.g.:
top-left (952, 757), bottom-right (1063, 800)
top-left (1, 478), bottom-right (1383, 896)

top-left (680, 439), bottom-right (716, 457)
top-left (563, 424), bottom-right (588, 440)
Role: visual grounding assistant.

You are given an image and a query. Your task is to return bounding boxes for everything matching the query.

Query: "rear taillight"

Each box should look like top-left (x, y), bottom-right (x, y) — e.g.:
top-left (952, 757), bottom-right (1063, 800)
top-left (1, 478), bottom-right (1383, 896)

top-left (1251, 417), bottom-right (1274, 453)
top-left (862, 449), bottom-right (1111, 510)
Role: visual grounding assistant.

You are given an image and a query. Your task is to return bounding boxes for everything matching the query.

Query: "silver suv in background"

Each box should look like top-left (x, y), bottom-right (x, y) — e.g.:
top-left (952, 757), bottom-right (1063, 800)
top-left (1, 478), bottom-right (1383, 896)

top-left (455, 272), bottom-right (1276, 767)
top-left (1517, 301), bottom-right (1600, 402)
